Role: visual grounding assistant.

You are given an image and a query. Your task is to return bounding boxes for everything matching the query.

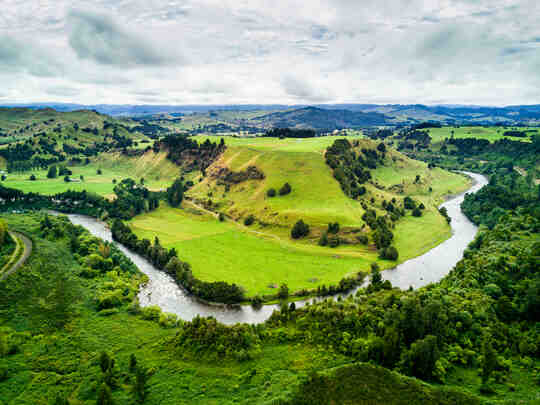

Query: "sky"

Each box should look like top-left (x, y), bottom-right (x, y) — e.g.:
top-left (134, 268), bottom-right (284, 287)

top-left (0, 0), bottom-right (539, 105)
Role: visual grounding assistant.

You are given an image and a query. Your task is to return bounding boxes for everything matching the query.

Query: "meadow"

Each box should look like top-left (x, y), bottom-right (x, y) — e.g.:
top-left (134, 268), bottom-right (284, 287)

top-left (426, 126), bottom-right (536, 143)
top-left (0, 151), bottom-right (179, 197)
top-left (129, 135), bottom-right (471, 296)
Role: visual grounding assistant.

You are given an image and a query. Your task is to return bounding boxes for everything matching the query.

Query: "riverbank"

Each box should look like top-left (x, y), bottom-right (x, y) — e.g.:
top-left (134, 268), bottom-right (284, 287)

top-left (63, 172), bottom-right (488, 325)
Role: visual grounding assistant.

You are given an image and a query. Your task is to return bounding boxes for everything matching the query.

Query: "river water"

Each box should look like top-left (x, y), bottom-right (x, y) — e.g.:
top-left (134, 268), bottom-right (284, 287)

top-left (65, 171), bottom-right (488, 325)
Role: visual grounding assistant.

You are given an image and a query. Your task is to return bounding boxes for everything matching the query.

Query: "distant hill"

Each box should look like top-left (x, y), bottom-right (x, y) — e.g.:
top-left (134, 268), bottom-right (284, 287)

top-left (3, 102), bottom-right (540, 125)
top-left (250, 106), bottom-right (390, 130)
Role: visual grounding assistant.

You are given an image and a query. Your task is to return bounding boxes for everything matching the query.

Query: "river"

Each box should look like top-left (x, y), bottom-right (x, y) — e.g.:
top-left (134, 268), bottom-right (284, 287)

top-left (64, 171), bottom-right (488, 325)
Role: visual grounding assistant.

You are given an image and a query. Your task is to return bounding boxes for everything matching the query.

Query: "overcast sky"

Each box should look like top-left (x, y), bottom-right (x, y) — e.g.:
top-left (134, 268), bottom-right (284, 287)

top-left (0, 0), bottom-right (538, 105)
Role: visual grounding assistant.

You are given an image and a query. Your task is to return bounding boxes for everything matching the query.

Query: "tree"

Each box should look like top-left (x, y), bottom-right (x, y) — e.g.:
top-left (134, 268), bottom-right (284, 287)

top-left (399, 335), bottom-right (440, 380)
top-left (97, 169), bottom-right (103, 175)
top-left (266, 188), bottom-right (276, 197)
top-left (47, 165), bottom-right (57, 179)
top-left (134, 366), bottom-right (148, 403)
top-left (80, 175), bottom-right (84, 181)
top-left (100, 351), bottom-right (112, 373)
top-left (64, 175), bottom-right (70, 183)
top-left (244, 215), bottom-right (255, 226)
top-left (278, 283), bottom-right (289, 300)
top-left (377, 142), bottom-right (386, 153)
top-left (129, 354), bottom-right (138, 373)
top-left (167, 178), bottom-right (184, 207)
top-left (97, 383), bottom-right (114, 405)
top-left (279, 182), bottom-right (292, 196)
top-left (481, 336), bottom-right (498, 384)
top-left (370, 263), bottom-right (382, 286)
top-left (327, 222), bottom-right (340, 234)
top-left (29, 174), bottom-right (36, 181)
top-left (318, 232), bottom-right (328, 246)
top-left (412, 207), bottom-right (422, 217)
top-left (291, 220), bottom-right (309, 239)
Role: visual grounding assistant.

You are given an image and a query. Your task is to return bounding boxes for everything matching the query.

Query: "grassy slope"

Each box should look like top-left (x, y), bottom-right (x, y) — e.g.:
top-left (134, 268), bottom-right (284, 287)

top-left (427, 126), bottom-right (535, 143)
top-left (282, 363), bottom-right (483, 405)
top-left (1, 151), bottom-right (179, 197)
top-left (129, 136), bottom-right (470, 296)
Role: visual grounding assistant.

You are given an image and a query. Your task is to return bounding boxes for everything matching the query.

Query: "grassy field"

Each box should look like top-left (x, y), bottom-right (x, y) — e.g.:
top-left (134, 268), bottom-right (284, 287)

top-left (426, 126), bottom-right (536, 143)
top-left (129, 136), bottom-right (470, 296)
top-left (1, 151), bottom-right (179, 197)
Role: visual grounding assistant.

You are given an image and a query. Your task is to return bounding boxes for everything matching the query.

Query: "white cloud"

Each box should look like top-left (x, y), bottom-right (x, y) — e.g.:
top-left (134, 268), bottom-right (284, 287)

top-left (0, 0), bottom-right (538, 105)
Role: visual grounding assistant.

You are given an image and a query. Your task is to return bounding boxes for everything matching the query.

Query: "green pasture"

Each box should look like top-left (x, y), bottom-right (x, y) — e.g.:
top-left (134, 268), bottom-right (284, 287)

top-left (1, 151), bottom-right (179, 197)
top-left (426, 126), bottom-right (535, 143)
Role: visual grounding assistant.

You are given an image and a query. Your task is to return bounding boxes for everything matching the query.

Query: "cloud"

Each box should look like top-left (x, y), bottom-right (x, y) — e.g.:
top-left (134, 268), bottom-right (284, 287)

top-left (67, 9), bottom-right (181, 67)
top-left (0, 36), bottom-right (63, 77)
top-left (46, 86), bottom-right (81, 97)
top-left (1, 0), bottom-right (540, 105)
top-left (281, 75), bottom-right (332, 102)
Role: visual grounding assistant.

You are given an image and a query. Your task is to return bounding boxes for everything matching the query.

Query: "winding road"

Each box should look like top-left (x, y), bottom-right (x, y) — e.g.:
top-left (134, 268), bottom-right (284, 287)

top-left (0, 231), bottom-right (32, 281)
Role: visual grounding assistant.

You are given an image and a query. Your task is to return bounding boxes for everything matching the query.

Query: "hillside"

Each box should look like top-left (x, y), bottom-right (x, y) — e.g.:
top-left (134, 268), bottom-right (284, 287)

top-left (2, 150), bottom-right (179, 197)
top-left (249, 107), bottom-right (390, 129)
top-left (129, 135), bottom-right (470, 297)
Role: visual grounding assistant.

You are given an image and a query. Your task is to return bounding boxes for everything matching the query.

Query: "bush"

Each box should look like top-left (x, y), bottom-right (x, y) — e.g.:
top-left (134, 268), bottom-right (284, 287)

top-left (327, 222), bottom-right (340, 234)
top-left (29, 174), bottom-right (36, 181)
top-left (329, 236), bottom-right (340, 248)
top-left (218, 212), bottom-right (225, 222)
top-left (267, 188), bottom-right (276, 197)
top-left (412, 207), bottom-right (422, 217)
top-left (141, 305), bottom-right (161, 321)
top-left (356, 234), bottom-right (368, 245)
top-left (380, 246), bottom-right (399, 261)
top-left (279, 182), bottom-right (292, 196)
top-left (291, 220), bottom-right (309, 239)
top-left (318, 232), bottom-right (328, 246)
top-left (278, 283), bottom-right (289, 300)
top-left (244, 215), bottom-right (255, 226)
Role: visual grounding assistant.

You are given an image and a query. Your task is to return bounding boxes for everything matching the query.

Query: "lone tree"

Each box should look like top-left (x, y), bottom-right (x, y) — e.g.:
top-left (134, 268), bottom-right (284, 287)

top-left (167, 178), bottom-right (184, 207)
top-left (47, 165), bottom-right (57, 178)
top-left (291, 220), bottom-right (309, 239)
top-left (279, 182), bottom-right (292, 196)
top-left (277, 283), bottom-right (289, 300)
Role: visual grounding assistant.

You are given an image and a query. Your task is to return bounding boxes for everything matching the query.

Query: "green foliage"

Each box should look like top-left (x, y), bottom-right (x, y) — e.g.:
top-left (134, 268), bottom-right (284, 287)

top-left (327, 222), bottom-right (339, 234)
top-left (97, 383), bottom-right (114, 405)
top-left (0, 219), bottom-right (6, 246)
top-left (281, 363), bottom-right (483, 405)
top-left (278, 283), bottom-right (289, 300)
top-left (244, 214), bottom-right (255, 226)
top-left (290, 220), bottom-right (309, 239)
top-left (399, 335), bottom-right (440, 381)
top-left (167, 178), bottom-right (184, 207)
top-left (279, 182), bottom-right (292, 196)
top-left (266, 188), bottom-right (276, 197)
top-left (46, 165), bottom-right (57, 179)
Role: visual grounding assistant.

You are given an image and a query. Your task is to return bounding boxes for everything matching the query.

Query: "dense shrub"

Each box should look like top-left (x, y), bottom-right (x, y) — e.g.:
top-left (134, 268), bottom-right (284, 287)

top-left (244, 215), bottom-right (255, 226)
top-left (279, 182), bottom-right (292, 196)
top-left (291, 220), bottom-right (309, 239)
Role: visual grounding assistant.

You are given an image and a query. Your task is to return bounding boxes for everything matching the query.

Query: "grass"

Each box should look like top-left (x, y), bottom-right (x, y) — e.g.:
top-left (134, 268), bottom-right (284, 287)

top-left (1, 151), bottom-right (179, 197)
top-left (426, 126), bottom-right (535, 143)
top-left (129, 204), bottom-right (373, 296)
top-left (129, 136), bottom-right (471, 297)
